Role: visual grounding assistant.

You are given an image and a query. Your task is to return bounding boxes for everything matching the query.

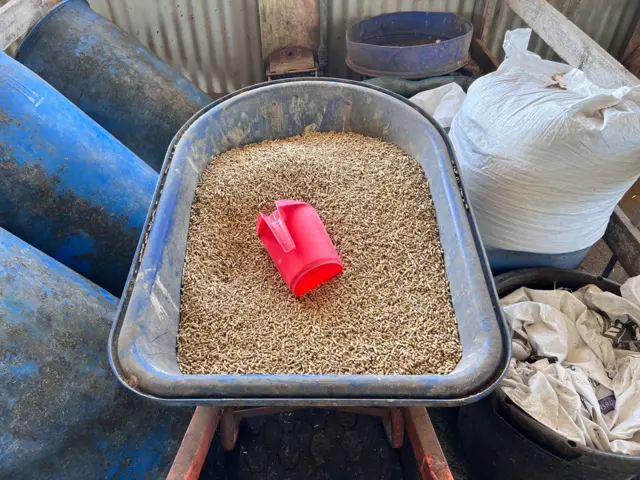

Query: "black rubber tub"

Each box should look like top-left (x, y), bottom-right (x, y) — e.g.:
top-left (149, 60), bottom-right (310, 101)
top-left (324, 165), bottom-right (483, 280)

top-left (458, 268), bottom-right (640, 480)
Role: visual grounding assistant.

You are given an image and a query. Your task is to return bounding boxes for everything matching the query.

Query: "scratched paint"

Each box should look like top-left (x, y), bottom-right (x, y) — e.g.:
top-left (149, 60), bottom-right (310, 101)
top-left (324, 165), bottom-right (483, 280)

top-left (0, 51), bottom-right (157, 296)
top-left (0, 227), bottom-right (193, 479)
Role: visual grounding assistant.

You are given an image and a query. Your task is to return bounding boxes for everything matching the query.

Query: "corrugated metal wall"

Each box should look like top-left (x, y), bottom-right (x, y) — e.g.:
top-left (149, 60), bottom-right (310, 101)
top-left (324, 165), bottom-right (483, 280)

top-left (88, 0), bottom-right (263, 94)
top-left (89, 0), bottom-right (477, 92)
top-left (483, 0), bottom-right (640, 62)
top-left (2, 0), bottom-right (639, 94)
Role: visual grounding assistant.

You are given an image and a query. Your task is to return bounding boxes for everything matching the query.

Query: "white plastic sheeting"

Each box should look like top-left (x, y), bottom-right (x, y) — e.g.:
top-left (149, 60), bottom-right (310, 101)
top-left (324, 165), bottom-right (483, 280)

top-left (501, 277), bottom-right (640, 455)
top-left (410, 83), bottom-right (466, 128)
top-left (450, 29), bottom-right (640, 254)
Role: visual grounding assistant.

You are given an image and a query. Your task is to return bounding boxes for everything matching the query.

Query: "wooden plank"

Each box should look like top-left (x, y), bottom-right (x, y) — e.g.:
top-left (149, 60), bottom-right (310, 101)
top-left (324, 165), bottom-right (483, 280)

top-left (621, 20), bottom-right (640, 78)
top-left (603, 206), bottom-right (640, 278)
top-left (167, 407), bottom-right (221, 480)
top-left (403, 407), bottom-right (453, 480)
top-left (470, 37), bottom-right (500, 73)
top-left (0, 0), bottom-right (58, 51)
top-left (504, 0), bottom-right (640, 89)
top-left (258, 0), bottom-right (319, 60)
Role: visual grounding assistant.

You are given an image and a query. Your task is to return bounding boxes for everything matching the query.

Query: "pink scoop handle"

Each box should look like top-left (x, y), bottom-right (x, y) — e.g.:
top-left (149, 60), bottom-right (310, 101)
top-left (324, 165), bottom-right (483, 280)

top-left (257, 200), bottom-right (342, 296)
top-left (258, 209), bottom-right (295, 253)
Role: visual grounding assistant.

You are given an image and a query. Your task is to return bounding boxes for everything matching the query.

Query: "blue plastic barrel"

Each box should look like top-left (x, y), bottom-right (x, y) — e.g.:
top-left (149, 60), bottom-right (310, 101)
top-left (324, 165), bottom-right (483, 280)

top-left (487, 247), bottom-right (591, 275)
top-left (0, 227), bottom-right (192, 479)
top-left (16, 0), bottom-right (212, 172)
top-left (0, 51), bottom-right (156, 296)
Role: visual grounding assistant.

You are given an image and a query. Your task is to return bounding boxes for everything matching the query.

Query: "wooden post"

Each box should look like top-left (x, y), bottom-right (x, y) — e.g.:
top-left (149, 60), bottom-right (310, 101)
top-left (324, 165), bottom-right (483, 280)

top-left (0, 0), bottom-right (60, 50)
top-left (481, 0), bottom-right (500, 44)
top-left (258, 0), bottom-right (319, 60)
top-left (603, 207), bottom-right (640, 277)
top-left (404, 407), bottom-right (453, 480)
top-left (469, 0), bottom-right (502, 74)
top-left (504, 0), bottom-right (640, 88)
top-left (470, 38), bottom-right (501, 73)
top-left (621, 20), bottom-right (640, 78)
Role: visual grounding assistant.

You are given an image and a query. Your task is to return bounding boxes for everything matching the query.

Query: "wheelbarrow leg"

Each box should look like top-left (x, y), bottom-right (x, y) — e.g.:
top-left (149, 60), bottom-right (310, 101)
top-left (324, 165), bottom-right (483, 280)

top-left (169, 406), bottom-right (453, 480)
top-left (383, 407), bottom-right (405, 448)
top-left (403, 407), bottom-right (453, 480)
top-left (220, 407), bottom-right (242, 451)
top-left (167, 406), bottom-right (221, 480)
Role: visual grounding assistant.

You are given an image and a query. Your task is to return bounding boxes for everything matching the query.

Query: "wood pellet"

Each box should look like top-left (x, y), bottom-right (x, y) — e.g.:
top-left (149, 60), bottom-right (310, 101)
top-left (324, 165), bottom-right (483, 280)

top-left (177, 132), bottom-right (461, 375)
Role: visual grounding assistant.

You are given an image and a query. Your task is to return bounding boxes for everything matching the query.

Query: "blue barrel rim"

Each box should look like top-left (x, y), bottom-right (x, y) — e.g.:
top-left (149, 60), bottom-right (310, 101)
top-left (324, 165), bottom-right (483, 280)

top-left (346, 11), bottom-right (474, 51)
top-left (108, 77), bottom-right (511, 406)
top-left (14, 0), bottom-right (83, 59)
top-left (346, 11), bottom-right (473, 78)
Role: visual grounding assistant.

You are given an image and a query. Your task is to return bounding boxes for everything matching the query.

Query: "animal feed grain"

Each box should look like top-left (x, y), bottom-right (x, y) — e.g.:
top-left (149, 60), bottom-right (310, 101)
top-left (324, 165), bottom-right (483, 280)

top-left (178, 132), bottom-right (461, 375)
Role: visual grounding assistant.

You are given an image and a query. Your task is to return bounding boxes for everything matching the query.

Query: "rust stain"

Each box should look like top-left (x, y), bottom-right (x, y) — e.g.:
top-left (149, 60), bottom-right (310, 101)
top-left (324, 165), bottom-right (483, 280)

top-left (546, 72), bottom-right (569, 90)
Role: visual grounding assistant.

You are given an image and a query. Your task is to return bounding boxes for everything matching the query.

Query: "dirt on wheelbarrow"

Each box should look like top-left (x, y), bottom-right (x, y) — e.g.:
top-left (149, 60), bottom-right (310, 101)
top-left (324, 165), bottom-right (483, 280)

top-left (178, 132), bottom-right (461, 376)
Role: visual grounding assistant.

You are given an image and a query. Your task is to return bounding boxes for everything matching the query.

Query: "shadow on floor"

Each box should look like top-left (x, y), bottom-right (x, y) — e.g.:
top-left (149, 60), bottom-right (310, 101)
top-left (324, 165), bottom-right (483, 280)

top-left (199, 408), bottom-right (477, 480)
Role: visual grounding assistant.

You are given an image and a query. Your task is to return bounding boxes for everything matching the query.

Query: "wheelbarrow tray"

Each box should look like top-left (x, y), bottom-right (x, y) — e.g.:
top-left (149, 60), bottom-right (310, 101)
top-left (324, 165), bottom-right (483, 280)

top-left (109, 78), bottom-right (510, 406)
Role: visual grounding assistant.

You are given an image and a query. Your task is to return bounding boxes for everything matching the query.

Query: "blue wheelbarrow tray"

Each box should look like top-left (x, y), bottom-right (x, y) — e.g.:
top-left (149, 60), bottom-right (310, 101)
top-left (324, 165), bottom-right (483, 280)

top-left (109, 79), bottom-right (510, 406)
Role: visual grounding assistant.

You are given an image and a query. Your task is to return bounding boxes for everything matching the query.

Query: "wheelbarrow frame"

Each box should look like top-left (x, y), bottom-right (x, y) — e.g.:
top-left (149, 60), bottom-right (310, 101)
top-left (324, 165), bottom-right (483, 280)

top-left (167, 406), bottom-right (454, 480)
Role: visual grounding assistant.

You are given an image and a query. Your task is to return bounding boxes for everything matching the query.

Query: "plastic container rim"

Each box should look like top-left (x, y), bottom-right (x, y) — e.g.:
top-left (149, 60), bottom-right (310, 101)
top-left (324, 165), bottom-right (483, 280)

top-left (346, 11), bottom-right (474, 51)
top-left (492, 267), bottom-right (640, 467)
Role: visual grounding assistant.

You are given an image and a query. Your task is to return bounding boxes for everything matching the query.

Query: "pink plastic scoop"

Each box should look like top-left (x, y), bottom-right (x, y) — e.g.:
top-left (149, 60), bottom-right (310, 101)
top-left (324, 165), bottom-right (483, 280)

top-left (256, 200), bottom-right (343, 296)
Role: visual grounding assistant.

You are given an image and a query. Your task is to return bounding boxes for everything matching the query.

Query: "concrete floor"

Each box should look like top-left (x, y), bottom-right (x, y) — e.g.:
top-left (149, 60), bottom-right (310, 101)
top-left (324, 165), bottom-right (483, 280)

top-left (579, 238), bottom-right (629, 283)
top-left (200, 409), bottom-right (415, 480)
top-left (199, 407), bottom-right (476, 480)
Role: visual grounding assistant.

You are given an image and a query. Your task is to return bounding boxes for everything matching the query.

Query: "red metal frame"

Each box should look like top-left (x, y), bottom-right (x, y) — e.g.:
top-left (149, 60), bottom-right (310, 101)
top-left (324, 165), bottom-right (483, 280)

top-left (167, 407), bottom-right (221, 480)
top-left (404, 407), bottom-right (454, 480)
top-left (168, 406), bottom-right (452, 479)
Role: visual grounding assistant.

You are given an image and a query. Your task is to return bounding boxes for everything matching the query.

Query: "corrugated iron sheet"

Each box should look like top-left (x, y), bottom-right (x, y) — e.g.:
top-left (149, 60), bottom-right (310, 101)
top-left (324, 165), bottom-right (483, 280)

top-left (1, 0), bottom-right (22, 57)
top-left (89, 0), bottom-right (477, 90)
top-left (484, 0), bottom-right (640, 63)
top-left (89, 0), bottom-right (263, 94)
top-left (2, 0), bottom-right (639, 93)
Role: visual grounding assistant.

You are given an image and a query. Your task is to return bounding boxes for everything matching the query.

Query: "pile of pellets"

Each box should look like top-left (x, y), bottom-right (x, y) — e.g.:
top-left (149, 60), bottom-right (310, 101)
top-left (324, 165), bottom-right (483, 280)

top-left (178, 132), bottom-right (461, 375)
